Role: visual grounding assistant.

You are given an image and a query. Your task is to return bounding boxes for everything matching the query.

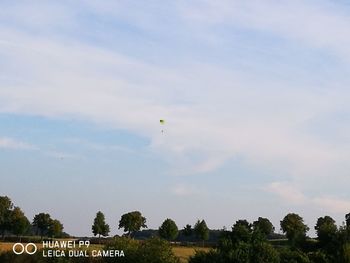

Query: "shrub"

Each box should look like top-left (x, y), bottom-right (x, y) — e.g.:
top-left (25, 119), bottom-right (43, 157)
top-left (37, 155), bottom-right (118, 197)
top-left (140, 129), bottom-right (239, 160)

top-left (189, 250), bottom-right (222, 263)
top-left (250, 242), bottom-right (280, 263)
top-left (279, 248), bottom-right (310, 263)
top-left (104, 236), bottom-right (179, 263)
top-left (307, 251), bottom-right (330, 263)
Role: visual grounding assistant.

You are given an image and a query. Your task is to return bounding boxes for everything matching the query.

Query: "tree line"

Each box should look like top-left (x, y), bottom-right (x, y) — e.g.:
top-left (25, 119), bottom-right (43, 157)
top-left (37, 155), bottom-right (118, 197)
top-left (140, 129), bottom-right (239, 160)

top-left (0, 196), bottom-right (66, 240)
top-left (3, 195), bottom-right (350, 262)
top-left (189, 213), bottom-right (350, 263)
top-left (92, 210), bottom-right (210, 243)
top-left (91, 210), bottom-right (350, 262)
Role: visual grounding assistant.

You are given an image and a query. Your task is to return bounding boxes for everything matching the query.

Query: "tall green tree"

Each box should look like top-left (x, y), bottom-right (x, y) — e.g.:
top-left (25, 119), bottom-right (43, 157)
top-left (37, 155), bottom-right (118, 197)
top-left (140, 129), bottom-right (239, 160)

top-left (48, 219), bottom-right (64, 238)
top-left (159, 218), bottom-right (179, 241)
top-left (119, 211), bottom-right (147, 237)
top-left (315, 216), bottom-right (337, 247)
top-left (10, 207), bottom-right (30, 241)
top-left (33, 213), bottom-right (52, 239)
top-left (194, 220), bottom-right (209, 245)
top-left (280, 213), bottom-right (309, 247)
top-left (332, 225), bottom-right (350, 262)
top-left (92, 211), bottom-right (110, 238)
top-left (253, 217), bottom-right (275, 237)
top-left (231, 219), bottom-right (253, 243)
top-left (0, 196), bottom-right (13, 238)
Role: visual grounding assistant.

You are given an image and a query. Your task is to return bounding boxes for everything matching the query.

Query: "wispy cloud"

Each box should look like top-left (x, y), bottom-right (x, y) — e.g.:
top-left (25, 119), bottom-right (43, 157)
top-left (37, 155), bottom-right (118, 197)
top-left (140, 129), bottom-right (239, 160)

top-left (44, 150), bottom-right (82, 160)
top-left (62, 138), bottom-right (135, 154)
top-left (0, 1), bottom-right (350, 203)
top-left (265, 181), bottom-right (350, 214)
top-left (171, 184), bottom-right (203, 197)
top-left (0, 7), bottom-right (349, 180)
top-left (0, 137), bottom-right (37, 150)
top-left (0, 136), bottom-right (81, 160)
top-left (180, 0), bottom-right (350, 60)
top-left (312, 197), bottom-right (350, 214)
top-left (2, 0), bottom-right (350, 236)
top-left (265, 182), bottom-right (307, 205)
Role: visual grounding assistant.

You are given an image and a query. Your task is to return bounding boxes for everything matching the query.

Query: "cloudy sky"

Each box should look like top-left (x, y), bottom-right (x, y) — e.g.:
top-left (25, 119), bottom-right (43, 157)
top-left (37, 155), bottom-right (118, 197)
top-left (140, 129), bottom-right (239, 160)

top-left (1, 0), bottom-right (350, 236)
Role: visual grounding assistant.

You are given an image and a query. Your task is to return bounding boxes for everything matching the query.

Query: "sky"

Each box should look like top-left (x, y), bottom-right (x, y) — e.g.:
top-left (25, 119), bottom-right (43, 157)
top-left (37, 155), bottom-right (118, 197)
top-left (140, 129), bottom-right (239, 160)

top-left (1, 0), bottom-right (350, 237)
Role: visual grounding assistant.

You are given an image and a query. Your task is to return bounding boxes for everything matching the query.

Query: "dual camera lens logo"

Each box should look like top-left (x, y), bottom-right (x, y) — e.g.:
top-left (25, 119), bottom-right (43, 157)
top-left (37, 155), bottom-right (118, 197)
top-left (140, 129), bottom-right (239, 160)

top-left (12, 243), bottom-right (37, 255)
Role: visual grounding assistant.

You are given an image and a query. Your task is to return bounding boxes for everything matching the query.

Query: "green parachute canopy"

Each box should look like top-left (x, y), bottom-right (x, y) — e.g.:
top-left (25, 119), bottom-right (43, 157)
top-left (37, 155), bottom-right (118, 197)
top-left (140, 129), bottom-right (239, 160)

top-left (160, 119), bottom-right (165, 124)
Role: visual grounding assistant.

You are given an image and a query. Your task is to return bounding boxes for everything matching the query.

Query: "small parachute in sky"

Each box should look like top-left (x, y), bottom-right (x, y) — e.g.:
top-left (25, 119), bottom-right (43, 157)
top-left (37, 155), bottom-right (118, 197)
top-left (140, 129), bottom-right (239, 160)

top-left (160, 119), bottom-right (165, 133)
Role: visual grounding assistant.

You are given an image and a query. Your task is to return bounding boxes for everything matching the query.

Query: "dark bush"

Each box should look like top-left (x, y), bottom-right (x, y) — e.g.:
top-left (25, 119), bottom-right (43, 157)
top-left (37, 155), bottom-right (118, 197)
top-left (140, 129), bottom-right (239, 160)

top-left (307, 251), bottom-right (330, 263)
top-left (279, 248), bottom-right (310, 263)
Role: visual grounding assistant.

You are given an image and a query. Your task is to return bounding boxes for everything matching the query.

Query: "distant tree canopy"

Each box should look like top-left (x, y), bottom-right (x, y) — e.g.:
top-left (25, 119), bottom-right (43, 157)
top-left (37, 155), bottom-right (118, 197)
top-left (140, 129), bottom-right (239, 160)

top-left (48, 219), bottom-right (64, 238)
top-left (0, 196), bottom-right (13, 237)
top-left (280, 213), bottom-right (309, 246)
top-left (0, 196), bottom-right (67, 240)
top-left (253, 217), bottom-right (275, 237)
top-left (33, 213), bottom-right (52, 238)
top-left (182, 224), bottom-right (193, 237)
top-left (92, 211), bottom-right (110, 238)
top-left (10, 207), bottom-right (30, 239)
top-left (159, 218), bottom-right (179, 241)
top-left (119, 211), bottom-right (147, 237)
top-left (32, 213), bottom-right (64, 239)
top-left (194, 220), bottom-right (209, 243)
top-left (315, 216), bottom-right (337, 246)
top-left (190, 217), bottom-right (279, 263)
top-left (231, 219), bottom-right (253, 244)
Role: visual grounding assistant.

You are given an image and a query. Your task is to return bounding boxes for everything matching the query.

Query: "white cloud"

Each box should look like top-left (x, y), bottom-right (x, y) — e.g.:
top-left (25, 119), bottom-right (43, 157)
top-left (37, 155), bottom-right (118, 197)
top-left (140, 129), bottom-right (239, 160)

top-left (0, 136), bottom-right (82, 160)
top-left (265, 182), bottom-right (307, 205)
top-left (266, 181), bottom-right (350, 214)
top-left (0, 25), bottom-right (348, 180)
top-left (180, 0), bottom-right (350, 60)
top-left (312, 197), bottom-right (350, 214)
top-left (62, 138), bottom-right (135, 154)
top-left (171, 184), bottom-right (203, 197)
top-left (0, 137), bottom-right (37, 150)
top-left (0, 2), bottom-right (349, 189)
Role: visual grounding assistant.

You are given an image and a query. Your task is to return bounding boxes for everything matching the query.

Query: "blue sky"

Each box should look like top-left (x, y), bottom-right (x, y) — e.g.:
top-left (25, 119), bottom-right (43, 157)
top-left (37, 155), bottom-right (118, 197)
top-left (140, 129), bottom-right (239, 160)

top-left (1, 0), bottom-right (350, 236)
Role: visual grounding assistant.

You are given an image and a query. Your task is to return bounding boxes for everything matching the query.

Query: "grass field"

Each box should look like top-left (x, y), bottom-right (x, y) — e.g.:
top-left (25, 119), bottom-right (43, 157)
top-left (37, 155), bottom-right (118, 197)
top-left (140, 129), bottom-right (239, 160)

top-left (0, 242), bottom-right (15, 254)
top-left (172, 246), bottom-right (210, 263)
top-left (0, 242), bottom-right (44, 254)
top-left (0, 241), bottom-right (209, 263)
